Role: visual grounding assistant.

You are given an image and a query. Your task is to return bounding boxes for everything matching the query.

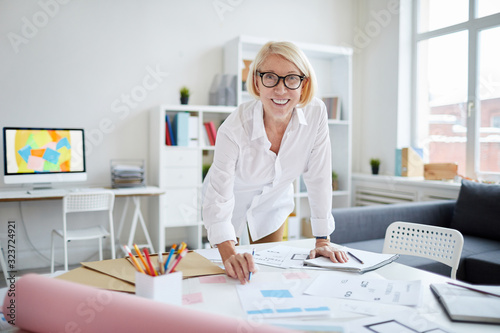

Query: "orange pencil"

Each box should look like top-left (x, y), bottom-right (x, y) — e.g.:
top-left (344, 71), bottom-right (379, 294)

top-left (123, 245), bottom-right (145, 274)
top-left (143, 248), bottom-right (158, 276)
top-left (133, 244), bottom-right (152, 276)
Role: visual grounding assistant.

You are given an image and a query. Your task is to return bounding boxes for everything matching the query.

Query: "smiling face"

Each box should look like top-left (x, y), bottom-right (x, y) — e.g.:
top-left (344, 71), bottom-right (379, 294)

top-left (255, 54), bottom-right (305, 122)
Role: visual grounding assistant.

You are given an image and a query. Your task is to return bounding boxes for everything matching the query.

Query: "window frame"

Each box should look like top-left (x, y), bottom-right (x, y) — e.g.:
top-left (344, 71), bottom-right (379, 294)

top-left (411, 0), bottom-right (500, 178)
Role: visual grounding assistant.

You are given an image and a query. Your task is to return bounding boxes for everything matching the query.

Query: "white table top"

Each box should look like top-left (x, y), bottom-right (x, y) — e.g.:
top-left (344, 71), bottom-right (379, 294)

top-left (185, 239), bottom-right (498, 333)
top-left (0, 185), bottom-right (164, 201)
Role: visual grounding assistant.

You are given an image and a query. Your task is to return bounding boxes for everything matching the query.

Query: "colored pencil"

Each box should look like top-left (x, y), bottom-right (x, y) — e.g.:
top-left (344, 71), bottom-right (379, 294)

top-left (123, 245), bottom-right (145, 274)
top-left (134, 244), bottom-right (152, 276)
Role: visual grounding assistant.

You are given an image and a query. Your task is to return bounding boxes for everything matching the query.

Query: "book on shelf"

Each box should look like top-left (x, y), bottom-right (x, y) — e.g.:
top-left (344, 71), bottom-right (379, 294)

top-left (322, 96), bottom-right (341, 120)
top-left (165, 114), bottom-right (175, 146)
top-left (204, 121), bottom-right (217, 146)
top-left (174, 112), bottom-right (189, 146)
top-left (165, 115), bottom-right (172, 146)
top-left (303, 247), bottom-right (399, 273)
top-left (430, 282), bottom-right (500, 324)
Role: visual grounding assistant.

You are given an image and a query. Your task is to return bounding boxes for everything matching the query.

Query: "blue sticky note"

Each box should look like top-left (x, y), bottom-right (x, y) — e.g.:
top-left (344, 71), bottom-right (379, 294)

top-left (304, 306), bottom-right (330, 312)
top-left (17, 145), bottom-right (32, 163)
top-left (260, 289), bottom-right (293, 298)
top-left (42, 148), bottom-right (60, 165)
top-left (56, 137), bottom-right (71, 150)
top-left (247, 309), bottom-right (274, 315)
top-left (276, 307), bottom-right (302, 313)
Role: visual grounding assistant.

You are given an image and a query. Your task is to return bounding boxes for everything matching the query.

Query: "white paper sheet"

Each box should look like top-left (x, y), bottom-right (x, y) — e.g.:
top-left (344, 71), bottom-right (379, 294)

top-left (304, 273), bottom-right (422, 306)
top-left (253, 245), bottom-right (311, 268)
top-left (347, 309), bottom-right (451, 333)
top-left (235, 272), bottom-right (331, 319)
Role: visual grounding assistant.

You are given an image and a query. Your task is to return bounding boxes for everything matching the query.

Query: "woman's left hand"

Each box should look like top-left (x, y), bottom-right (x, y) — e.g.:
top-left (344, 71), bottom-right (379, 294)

top-left (309, 239), bottom-right (349, 263)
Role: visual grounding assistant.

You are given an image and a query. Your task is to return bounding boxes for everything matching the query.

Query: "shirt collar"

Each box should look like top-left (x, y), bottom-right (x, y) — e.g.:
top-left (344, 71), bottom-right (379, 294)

top-left (251, 102), bottom-right (308, 141)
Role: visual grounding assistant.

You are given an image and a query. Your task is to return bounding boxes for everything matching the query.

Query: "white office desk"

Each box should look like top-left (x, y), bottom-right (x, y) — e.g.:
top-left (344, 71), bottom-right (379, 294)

top-left (185, 239), bottom-right (498, 333)
top-left (0, 186), bottom-right (165, 252)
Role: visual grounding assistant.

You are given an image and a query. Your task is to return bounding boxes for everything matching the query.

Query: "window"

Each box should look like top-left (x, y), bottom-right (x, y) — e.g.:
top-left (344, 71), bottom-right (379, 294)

top-left (413, 0), bottom-right (500, 178)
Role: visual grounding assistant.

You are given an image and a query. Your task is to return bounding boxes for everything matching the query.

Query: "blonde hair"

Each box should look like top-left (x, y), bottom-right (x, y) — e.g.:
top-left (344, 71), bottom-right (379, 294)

top-left (246, 41), bottom-right (317, 107)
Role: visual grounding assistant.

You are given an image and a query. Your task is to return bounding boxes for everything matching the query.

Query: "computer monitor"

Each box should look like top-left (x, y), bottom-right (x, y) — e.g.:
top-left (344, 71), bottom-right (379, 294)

top-left (3, 127), bottom-right (87, 188)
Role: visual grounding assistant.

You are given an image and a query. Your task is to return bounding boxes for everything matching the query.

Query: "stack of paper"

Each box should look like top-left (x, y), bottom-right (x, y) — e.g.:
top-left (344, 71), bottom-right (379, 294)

top-left (303, 248), bottom-right (399, 273)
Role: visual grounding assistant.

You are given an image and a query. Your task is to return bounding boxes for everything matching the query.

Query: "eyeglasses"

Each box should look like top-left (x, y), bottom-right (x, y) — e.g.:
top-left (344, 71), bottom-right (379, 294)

top-left (257, 72), bottom-right (305, 90)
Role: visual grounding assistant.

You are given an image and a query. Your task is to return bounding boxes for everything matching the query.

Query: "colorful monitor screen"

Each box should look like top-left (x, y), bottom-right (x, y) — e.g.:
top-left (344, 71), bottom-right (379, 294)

top-left (3, 127), bottom-right (87, 185)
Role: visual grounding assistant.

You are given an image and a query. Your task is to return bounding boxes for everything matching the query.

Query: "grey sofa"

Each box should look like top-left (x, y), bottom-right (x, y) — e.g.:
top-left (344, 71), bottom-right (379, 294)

top-left (329, 180), bottom-right (500, 285)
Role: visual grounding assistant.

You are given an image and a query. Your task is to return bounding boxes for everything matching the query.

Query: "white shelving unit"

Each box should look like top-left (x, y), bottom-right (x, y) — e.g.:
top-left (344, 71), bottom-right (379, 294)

top-left (149, 105), bottom-right (234, 252)
top-left (224, 36), bottom-right (353, 238)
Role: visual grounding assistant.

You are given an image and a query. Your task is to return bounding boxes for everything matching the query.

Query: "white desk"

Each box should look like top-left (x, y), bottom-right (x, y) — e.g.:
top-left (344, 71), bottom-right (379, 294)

top-left (0, 186), bottom-right (165, 253)
top-left (186, 239), bottom-right (498, 333)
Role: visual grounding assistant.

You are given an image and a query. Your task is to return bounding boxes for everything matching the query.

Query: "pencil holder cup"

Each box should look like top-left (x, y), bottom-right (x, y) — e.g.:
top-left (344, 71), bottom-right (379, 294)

top-left (135, 271), bottom-right (183, 306)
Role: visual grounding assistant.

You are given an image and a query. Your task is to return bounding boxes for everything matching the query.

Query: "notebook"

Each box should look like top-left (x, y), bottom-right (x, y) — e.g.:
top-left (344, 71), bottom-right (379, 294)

top-left (303, 247), bottom-right (399, 273)
top-left (430, 282), bottom-right (500, 324)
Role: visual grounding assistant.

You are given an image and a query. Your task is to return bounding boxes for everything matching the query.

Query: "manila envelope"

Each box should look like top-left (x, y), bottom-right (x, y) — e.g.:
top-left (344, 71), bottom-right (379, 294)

top-left (56, 266), bottom-right (135, 293)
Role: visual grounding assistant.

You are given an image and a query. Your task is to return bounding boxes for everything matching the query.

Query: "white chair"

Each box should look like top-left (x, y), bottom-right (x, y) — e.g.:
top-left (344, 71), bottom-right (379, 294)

top-left (382, 221), bottom-right (464, 279)
top-left (51, 191), bottom-right (116, 273)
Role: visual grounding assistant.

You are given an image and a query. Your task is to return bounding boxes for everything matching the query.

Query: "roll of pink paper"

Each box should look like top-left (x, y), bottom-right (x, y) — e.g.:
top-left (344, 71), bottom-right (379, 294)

top-left (3, 274), bottom-right (291, 333)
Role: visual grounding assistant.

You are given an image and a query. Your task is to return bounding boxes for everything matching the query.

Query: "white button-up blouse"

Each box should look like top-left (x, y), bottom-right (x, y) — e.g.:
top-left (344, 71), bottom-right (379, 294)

top-left (202, 97), bottom-right (335, 246)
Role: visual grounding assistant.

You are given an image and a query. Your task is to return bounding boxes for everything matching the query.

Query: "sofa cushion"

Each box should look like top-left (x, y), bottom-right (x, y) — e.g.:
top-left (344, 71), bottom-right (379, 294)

top-left (462, 250), bottom-right (500, 285)
top-left (450, 180), bottom-right (500, 241)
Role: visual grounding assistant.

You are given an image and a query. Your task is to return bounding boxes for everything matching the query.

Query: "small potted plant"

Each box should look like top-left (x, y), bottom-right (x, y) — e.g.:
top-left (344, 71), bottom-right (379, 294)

top-left (180, 86), bottom-right (190, 105)
top-left (332, 171), bottom-right (339, 191)
top-left (370, 158), bottom-right (381, 175)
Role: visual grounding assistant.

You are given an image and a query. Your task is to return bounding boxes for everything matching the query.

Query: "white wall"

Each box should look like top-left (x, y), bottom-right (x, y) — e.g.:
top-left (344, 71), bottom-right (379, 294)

top-left (0, 0), bottom-right (358, 269)
top-left (351, 0), bottom-right (404, 176)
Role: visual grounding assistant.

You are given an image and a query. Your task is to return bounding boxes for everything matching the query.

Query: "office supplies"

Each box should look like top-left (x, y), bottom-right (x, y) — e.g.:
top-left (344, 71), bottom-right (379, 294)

top-left (135, 271), bottom-right (183, 305)
top-left (158, 252), bottom-right (164, 275)
top-left (167, 248), bottom-right (187, 274)
top-left (431, 283), bottom-right (500, 323)
top-left (143, 248), bottom-right (158, 276)
top-left (304, 248), bottom-right (398, 273)
top-left (123, 245), bottom-right (145, 274)
top-left (134, 244), bottom-right (152, 276)
top-left (163, 244), bottom-right (177, 273)
top-left (248, 248), bottom-right (255, 281)
top-left (347, 251), bottom-right (364, 264)
top-left (446, 282), bottom-right (500, 298)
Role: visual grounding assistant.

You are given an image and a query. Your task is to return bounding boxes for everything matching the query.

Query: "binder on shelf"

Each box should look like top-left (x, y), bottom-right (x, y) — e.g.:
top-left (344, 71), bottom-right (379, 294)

top-left (188, 116), bottom-right (199, 147)
top-left (401, 147), bottom-right (424, 177)
top-left (165, 115), bottom-right (175, 146)
top-left (395, 148), bottom-right (402, 176)
top-left (174, 112), bottom-right (189, 146)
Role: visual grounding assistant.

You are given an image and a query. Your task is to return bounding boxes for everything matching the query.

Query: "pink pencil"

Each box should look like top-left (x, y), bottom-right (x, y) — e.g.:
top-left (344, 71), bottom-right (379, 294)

top-left (166, 248), bottom-right (187, 274)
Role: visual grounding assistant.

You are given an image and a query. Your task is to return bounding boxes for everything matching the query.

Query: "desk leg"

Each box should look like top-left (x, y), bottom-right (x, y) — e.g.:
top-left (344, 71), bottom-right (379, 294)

top-left (116, 196), bottom-right (131, 245)
top-left (126, 196), bottom-right (155, 253)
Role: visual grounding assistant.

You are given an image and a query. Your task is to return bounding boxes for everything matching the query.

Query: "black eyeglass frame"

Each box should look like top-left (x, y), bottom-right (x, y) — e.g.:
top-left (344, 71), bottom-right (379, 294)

top-left (257, 72), bottom-right (306, 90)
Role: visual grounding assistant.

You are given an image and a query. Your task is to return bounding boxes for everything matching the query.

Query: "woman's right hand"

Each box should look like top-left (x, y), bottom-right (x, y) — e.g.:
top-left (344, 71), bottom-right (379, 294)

top-left (217, 240), bottom-right (256, 284)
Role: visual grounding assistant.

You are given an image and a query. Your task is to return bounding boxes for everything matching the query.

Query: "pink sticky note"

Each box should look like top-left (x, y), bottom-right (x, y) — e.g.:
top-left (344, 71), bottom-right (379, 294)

top-left (27, 155), bottom-right (45, 171)
top-left (199, 275), bottom-right (227, 284)
top-left (283, 272), bottom-right (310, 279)
top-left (183, 292), bottom-right (203, 305)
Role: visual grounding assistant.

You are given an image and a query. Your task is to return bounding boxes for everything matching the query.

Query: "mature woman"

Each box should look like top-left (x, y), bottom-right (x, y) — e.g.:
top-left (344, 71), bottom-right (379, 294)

top-left (202, 41), bottom-right (348, 284)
